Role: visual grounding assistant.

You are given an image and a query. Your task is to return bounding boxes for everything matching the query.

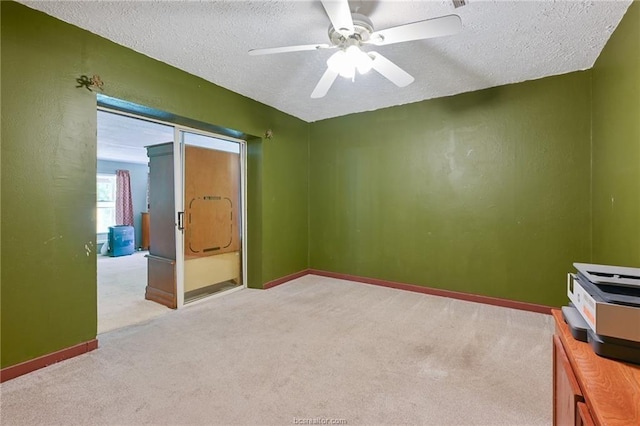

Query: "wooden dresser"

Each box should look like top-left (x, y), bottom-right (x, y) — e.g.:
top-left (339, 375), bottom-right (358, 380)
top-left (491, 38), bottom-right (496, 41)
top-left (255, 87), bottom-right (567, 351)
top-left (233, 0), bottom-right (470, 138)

top-left (141, 212), bottom-right (150, 250)
top-left (552, 310), bottom-right (640, 425)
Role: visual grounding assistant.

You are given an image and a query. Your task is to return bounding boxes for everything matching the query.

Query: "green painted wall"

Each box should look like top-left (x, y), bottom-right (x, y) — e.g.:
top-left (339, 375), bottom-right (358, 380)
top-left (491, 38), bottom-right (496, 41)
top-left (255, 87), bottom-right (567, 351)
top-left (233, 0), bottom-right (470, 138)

top-left (309, 72), bottom-right (592, 307)
top-left (0, 2), bottom-right (308, 368)
top-left (261, 118), bottom-right (309, 282)
top-left (591, 1), bottom-right (640, 267)
top-left (2, 0), bottom-right (638, 373)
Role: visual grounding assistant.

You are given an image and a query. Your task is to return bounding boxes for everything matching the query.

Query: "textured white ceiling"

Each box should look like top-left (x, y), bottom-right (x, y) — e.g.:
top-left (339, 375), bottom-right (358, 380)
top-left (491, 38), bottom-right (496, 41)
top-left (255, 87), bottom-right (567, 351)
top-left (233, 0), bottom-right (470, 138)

top-left (22, 0), bottom-right (632, 123)
top-left (97, 110), bottom-right (241, 165)
top-left (97, 110), bottom-right (173, 164)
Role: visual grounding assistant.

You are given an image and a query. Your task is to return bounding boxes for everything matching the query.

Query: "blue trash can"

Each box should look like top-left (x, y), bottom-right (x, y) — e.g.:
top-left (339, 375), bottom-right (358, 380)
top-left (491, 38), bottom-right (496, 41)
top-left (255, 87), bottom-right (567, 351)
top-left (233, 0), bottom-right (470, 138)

top-left (109, 225), bottom-right (135, 257)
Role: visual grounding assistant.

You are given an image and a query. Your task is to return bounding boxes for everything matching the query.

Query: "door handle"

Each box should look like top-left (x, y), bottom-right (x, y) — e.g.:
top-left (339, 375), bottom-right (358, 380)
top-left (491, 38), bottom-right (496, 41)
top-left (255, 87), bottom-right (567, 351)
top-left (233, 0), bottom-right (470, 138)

top-left (177, 211), bottom-right (185, 231)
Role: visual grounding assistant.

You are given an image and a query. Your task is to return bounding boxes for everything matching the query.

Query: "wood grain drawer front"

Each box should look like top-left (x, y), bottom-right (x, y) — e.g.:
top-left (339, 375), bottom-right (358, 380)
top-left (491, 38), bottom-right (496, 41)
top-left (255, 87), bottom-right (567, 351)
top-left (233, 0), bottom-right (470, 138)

top-left (576, 402), bottom-right (595, 426)
top-left (553, 335), bottom-right (584, 426)
top-left (552, 310), bottom-right (640, 426)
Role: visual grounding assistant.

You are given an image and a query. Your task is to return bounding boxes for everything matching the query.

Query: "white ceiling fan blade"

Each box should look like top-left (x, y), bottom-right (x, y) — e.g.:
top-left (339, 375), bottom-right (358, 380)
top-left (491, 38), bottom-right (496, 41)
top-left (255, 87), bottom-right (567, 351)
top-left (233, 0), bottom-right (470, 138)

top-left (321, 0), bottom-right (354, 36)
top-left (367, 14), bottom-right (462, 46)
top-left (369, 52), bottom-right (414, 87)
top-left (249, 43), bottom-right (333, 56)
top-left (311, 67), bottom-right (339, 98)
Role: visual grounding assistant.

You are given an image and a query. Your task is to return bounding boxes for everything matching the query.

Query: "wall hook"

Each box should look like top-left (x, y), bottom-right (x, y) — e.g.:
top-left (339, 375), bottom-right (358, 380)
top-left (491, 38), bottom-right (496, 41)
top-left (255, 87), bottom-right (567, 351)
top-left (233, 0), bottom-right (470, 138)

top-left (76, 74), bottom-right (104, 92)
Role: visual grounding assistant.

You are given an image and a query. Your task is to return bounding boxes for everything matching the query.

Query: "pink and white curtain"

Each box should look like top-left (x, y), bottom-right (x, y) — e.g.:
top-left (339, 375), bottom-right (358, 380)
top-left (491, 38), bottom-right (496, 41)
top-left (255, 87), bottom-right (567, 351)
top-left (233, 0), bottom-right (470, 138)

top-left (116, 169), bottom-right (134, 226)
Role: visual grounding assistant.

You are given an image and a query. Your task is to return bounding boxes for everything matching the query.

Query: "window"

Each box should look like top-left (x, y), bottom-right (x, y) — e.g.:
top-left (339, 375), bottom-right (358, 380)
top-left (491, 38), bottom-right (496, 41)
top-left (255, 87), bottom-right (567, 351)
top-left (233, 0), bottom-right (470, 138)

top-left (97, 174), bottom-right (117, 233)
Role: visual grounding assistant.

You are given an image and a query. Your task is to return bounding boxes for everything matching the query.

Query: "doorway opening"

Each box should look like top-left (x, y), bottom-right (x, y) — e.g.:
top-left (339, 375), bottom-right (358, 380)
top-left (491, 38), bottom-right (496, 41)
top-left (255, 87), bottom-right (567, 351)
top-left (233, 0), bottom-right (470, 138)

top-left (96, 110), bottom-right (173, 333)
top-left (96, 100), bottom-right (247, 333)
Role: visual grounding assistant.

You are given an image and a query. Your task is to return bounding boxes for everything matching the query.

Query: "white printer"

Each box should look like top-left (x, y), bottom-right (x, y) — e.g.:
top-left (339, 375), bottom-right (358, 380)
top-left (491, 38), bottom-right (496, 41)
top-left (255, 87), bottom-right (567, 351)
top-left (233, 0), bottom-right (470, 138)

top-left (563, 263), bottom-right (640, 364)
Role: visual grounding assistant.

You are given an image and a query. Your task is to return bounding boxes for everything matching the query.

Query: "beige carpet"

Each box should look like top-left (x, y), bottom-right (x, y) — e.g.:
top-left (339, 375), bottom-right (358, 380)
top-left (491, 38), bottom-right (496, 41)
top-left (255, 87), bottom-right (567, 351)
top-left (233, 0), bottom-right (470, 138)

top-left (98, 251), bottom-right (170, 334)
top-left (1, 275), bottom-right (553, 425)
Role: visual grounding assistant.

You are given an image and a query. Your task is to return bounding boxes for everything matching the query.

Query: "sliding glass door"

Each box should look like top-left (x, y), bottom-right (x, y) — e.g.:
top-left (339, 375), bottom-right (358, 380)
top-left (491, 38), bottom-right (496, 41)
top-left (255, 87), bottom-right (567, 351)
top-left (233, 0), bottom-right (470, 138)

top-left (177, 130), bottom-right (245, 304)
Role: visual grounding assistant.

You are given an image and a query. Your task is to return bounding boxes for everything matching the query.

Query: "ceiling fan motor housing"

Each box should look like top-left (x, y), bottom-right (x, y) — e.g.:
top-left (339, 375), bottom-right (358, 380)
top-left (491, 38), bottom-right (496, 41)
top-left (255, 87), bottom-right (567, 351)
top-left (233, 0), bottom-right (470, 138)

top-left (328, 13), bottom-right (374, 46)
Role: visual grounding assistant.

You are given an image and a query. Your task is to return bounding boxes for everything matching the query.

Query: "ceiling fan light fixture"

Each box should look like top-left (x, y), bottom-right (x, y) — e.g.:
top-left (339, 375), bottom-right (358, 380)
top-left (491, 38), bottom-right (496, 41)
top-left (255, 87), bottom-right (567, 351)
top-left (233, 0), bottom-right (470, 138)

top-left (356, 53), bottom-right (373, 74)
top-left (326, 46), bottom-right (372, 79)
top-left (326, 50), bottom-right (346, 71)
top-left (327, 50), bottom-right (354, 78)
top-left (347, 45), bottom-right (373, 74)
top-left (339, 63), bottom-right (356, 79)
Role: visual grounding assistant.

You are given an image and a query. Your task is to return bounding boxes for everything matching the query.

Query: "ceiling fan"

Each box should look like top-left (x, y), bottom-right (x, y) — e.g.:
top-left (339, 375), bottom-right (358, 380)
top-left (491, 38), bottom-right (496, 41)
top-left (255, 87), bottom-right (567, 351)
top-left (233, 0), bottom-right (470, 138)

top-left (248, 0), bottom-right (462, 98)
